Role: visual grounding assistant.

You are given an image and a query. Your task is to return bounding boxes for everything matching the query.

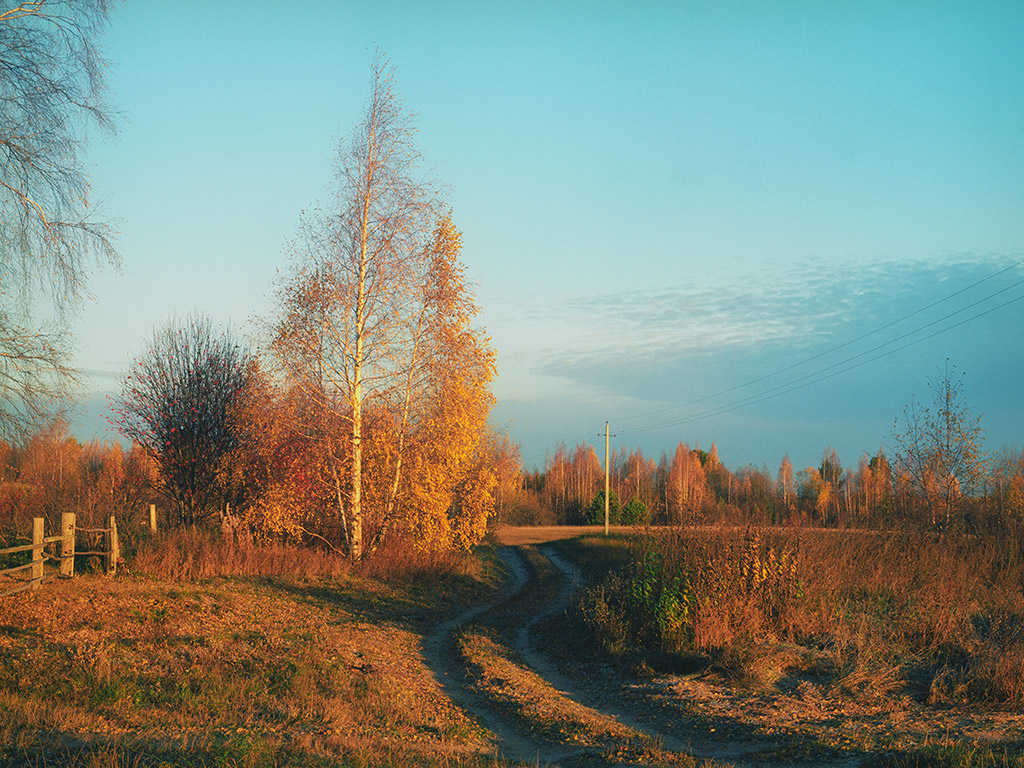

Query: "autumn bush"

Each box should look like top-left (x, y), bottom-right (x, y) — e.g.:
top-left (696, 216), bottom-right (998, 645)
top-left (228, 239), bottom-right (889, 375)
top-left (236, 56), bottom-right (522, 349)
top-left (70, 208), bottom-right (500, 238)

top-left (574, 526), bottom-right (1024, 704)
top-left (578, 529), bottom-right (801, 662)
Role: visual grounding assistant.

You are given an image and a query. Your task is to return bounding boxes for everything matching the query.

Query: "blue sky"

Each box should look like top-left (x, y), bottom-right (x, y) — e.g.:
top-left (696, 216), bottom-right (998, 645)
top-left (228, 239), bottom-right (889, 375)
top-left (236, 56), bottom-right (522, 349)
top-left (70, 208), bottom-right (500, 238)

top-left (73, 1), bottom-right (1024, 475)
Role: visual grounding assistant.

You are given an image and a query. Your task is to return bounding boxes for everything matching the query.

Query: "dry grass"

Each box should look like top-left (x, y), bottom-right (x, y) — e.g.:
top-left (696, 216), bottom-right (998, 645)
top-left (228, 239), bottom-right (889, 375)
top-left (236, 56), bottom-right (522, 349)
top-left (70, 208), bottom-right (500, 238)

top-left (798, 528), bottom-right (1024, 705)
top-left (130, 527), bottom-right (352, 581)
top-left (130, 527), bottom-right (492, 590)
top-left (573, 526), bottom-right (1024, 706)
top-left (0, 539), bottom-right (506, 768)
top-left (864, 744), bottom-right (1024, 768)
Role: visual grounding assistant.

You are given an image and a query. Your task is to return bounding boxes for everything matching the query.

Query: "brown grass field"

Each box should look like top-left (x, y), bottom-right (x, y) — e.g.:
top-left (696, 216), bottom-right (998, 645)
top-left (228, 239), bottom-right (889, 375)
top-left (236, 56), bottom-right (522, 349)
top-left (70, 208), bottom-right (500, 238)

top-left (1, 526), bottom-right (1023, 767)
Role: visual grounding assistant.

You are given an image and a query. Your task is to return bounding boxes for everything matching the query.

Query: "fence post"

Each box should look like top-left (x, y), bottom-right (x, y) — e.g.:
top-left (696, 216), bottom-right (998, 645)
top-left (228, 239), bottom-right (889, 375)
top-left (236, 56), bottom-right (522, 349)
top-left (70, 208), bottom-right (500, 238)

top-left (60, 512), bottom-right (75, 577)
top-left (106, 515), bottom-right (119, 575)
top-left (31, 517), bottom-right (44, 590)
top-left (149, 503), bottom-right (157, 532)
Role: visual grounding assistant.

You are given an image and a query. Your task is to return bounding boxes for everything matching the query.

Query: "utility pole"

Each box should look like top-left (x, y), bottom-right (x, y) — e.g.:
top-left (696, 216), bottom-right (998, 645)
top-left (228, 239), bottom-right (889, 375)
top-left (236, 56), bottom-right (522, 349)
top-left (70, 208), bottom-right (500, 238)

top-left (604, 422), bottom-right (610, 536)
top-left (596, 422), bottom-right (616, 535)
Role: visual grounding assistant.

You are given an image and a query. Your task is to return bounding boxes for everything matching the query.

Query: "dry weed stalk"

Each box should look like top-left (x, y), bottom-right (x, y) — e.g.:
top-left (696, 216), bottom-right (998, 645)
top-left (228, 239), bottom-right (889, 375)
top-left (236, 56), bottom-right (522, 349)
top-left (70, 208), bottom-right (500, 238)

top-left (578, 526), bottom-right (1024, 704)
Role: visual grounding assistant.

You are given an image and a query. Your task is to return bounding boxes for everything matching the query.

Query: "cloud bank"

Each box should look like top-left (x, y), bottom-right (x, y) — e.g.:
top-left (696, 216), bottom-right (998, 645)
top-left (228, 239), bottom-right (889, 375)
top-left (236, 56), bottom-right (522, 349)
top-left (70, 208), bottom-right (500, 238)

top-left (491, 254), bottom-right (1024, 470)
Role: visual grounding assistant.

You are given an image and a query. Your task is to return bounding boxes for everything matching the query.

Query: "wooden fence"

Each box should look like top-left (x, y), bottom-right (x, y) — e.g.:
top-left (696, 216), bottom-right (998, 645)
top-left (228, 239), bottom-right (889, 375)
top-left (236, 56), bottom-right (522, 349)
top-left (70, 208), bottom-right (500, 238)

top-left (0, 513), bottom-right (119, 598)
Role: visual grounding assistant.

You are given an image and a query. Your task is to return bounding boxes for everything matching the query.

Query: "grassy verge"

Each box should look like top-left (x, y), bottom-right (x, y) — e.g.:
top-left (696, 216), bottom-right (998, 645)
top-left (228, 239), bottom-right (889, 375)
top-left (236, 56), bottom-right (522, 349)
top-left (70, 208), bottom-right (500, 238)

top-left (565, 527), bottom-right (1024, 705)
top-left (864, 744), bottom-right (1024, 768)
top-left (0, 535), bottom-right (507, 768)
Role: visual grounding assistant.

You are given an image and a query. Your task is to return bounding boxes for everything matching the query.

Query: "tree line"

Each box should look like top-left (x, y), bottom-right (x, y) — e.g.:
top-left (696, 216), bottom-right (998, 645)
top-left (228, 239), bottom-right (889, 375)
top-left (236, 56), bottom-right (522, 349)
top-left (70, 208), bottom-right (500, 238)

top-left (0, 418), bottom-right (158, 538)
top-left (498, 440), bottom-right (1024, 531)
top-left (497, 368), bottom-right (1024, 531)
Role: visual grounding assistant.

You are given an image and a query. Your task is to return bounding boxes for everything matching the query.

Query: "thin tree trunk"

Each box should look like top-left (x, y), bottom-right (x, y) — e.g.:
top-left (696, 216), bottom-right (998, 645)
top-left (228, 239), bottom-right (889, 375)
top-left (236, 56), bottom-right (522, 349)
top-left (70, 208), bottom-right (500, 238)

top-left (368, 305), bottom-right (426, 556)
top-left (328, 440), bottom-right (350, 552)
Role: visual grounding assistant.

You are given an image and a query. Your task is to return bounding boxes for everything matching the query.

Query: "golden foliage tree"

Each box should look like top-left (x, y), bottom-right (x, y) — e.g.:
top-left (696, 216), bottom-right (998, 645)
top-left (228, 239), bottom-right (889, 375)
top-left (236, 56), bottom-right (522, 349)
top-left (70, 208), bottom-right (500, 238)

top-left (777, 454), bottom-right (794, 509)
top-left (272, 67), bottom-right (496, 558)
top-left (272, 53), bottom-right (438, 559)
top-left (490, 433), bottom-right (523, 524)
top-left (370, 215), bottom-right (496, 552)
top-left (667, 443), bottom-right (707, 524)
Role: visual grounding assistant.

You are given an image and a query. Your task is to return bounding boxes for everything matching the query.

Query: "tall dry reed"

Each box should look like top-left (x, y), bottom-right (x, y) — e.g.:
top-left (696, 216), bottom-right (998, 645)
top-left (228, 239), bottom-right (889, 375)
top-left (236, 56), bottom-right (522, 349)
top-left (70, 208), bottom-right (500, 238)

top-left (132, 527), bottom-right (352, 581)
top-left (131, 526), bottom-right (487, 586)
top-left (577, 526), bottom-right (1024, 704)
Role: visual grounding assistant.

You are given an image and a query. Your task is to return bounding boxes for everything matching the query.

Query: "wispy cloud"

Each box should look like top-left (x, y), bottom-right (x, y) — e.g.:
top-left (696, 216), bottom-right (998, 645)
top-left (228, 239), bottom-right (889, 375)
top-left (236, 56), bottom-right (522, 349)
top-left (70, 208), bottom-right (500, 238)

top-left (490, 253), bottom-right (1024, 470)
top-left (499, 253), bottom-right (1023, 402)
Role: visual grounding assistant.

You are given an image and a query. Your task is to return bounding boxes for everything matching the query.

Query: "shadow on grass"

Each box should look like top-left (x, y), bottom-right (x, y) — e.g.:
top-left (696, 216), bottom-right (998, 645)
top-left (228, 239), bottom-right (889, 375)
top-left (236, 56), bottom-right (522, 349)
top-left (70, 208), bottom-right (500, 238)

top-left (270, 579), bottom-right (425, 627)
top-left (0, 730), bottom-right (504, 768)
top-left (265, 571), bottom-right (500, 633)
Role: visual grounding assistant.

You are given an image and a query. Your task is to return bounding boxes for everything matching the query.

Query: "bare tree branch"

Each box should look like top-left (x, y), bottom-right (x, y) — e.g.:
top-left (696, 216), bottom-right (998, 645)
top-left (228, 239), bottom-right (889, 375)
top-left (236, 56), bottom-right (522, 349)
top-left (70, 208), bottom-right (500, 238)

top-left (0, 0), bottom-right (117, 439)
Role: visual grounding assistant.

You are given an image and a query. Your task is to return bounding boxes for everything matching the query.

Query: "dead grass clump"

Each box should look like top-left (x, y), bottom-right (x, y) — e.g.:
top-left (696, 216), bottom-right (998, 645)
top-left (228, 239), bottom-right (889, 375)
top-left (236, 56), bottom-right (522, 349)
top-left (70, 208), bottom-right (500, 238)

top-left (575, 526), bottom-right (1024, 705)
top-left (798, 529), bottom-right (1024, 703)
top-left (863, 743), bottom-right (1024, 768)
top-left (929, 613), bottom-right (1024, 705)
top-left (132, 527), bottom-right (490, 590)
top-left (131, 527), bottom-right (352, 581)
top-left (359, 536), bottom-right (485, 584)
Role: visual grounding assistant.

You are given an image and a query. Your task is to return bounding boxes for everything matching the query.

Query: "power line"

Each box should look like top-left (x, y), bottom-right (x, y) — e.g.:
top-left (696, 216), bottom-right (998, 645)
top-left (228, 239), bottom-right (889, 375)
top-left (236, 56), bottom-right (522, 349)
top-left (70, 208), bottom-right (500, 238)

top-left (611, 258), bottom-right (1024, 426)
top-left (617, 290), bottom-right (1024, 435)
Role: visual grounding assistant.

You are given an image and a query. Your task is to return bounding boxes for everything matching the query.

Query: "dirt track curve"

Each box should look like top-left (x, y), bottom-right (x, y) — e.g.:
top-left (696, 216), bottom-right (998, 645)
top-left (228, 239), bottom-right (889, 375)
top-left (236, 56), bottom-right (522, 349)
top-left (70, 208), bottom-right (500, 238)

top-left (420, 530), bottom-right (1024, 767)
top-left (420, 541), bottom-right (835, 768)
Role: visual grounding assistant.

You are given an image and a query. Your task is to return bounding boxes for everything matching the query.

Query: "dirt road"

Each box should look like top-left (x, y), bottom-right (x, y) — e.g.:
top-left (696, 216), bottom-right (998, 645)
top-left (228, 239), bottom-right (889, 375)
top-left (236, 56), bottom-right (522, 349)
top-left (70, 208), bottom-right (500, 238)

top-left (424, 531), bottom-right (1024, 767)
top-left (492, 525), bottom-right (641, 546)
top-left (421, 540), bottom-right (809, 767)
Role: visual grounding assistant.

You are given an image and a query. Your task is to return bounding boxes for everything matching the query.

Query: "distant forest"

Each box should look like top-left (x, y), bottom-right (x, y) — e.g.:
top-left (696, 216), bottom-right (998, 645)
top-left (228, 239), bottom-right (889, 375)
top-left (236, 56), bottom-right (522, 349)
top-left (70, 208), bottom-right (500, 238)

top-left (496, 440), bottom-right (1024, 531)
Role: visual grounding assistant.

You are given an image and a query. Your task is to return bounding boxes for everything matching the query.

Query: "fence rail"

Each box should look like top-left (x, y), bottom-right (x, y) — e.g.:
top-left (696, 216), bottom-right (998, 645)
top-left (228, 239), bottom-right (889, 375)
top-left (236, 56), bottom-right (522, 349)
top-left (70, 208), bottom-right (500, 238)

top-left (0, 513), bottom-right (119, 598)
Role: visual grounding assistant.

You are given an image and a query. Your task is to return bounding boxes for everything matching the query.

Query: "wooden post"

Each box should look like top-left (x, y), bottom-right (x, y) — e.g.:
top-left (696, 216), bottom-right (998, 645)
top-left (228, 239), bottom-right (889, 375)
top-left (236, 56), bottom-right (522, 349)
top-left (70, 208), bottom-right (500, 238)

top-left (149, 503), bottom-right (157, 532)
top-left (60, 512), bottom-right (75, 577)
top-left (106, 515), bottom-right (119, 575)
top-left (31, 517), bottom-right (44, 589)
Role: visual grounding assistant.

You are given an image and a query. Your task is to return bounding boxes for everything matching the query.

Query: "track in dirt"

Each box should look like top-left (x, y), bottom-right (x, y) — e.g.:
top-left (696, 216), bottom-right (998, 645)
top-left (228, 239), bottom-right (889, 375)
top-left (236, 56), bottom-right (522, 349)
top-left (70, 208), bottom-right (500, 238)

top-left (421, 545), bottom-right (635, 765)
top-left (428, 528), bottom-right (1024, 768)
top-left (420, 542), bottom-right (799, 767)
top-left (421, 546), bottom-right (625, 765)
top-left (420, 547), bottom-right (539, 763)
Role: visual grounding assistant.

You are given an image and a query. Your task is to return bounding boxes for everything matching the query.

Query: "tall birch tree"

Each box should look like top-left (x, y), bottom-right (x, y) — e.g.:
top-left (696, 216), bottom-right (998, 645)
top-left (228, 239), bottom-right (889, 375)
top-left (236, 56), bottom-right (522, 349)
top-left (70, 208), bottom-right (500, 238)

top-left (273, 53), bottom-right (437, 560)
